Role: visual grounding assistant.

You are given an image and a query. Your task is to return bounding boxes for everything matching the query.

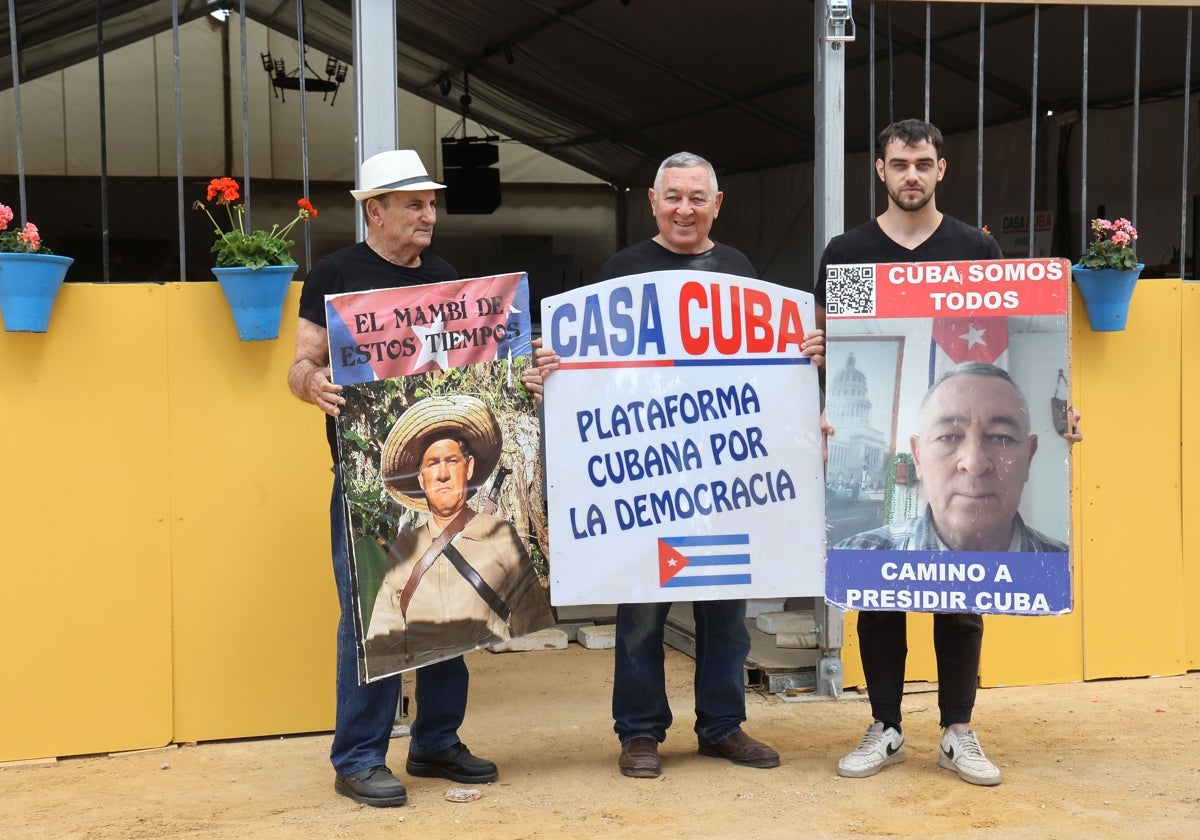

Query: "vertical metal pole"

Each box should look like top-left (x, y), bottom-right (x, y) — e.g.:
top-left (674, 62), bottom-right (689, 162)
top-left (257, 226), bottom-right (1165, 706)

top-left (1132, 7), bottom-right (1142, 234)
top-left (351, 0), bottom-right (404, 717)
top-left (172, 0), bottom-right (186, 282)
top-left (1027, 6), bottom-right (1040, 258)
top-left (239, 0), bottom-right (251, 232)
top-left (869, 2), bottom-right (876, 219)
top-left (6, 0), bottom-right (26, 223)
top-left (924, 2), bottom-right (931, 122)
top-left (296, 0), bottom-right (312, 270)
top-left (95, 0), bottom-right (110, 282)
top-left (887, 4), bottom-right (894, 123)
top-left (814, 1), bottom-right (847, 277)
top-left (977, 3), bottom-right (985, 229)
top-left (814, 0), bottom-right (850, 699)
top-left (1081, 6), bottom-right (1089, 248)
top-left (220, 23), bottom-right (232, 177)
top-left (353, 0), bottom-right (400, 244)
top-left (1182, 9), bottom-right (1193, 279)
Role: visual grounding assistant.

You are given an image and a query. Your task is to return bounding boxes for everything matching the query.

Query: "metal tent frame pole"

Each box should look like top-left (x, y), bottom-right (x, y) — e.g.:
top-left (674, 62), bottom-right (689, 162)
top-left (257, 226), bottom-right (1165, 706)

top-left (814, 0), bottom-right (855, 699)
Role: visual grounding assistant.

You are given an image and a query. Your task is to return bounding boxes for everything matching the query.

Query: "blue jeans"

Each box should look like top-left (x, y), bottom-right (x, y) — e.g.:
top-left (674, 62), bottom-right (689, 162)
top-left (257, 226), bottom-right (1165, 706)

top-left (328, 470), bottom-right (469, 775)
top-left (612, 600), bottom-right (750, 747)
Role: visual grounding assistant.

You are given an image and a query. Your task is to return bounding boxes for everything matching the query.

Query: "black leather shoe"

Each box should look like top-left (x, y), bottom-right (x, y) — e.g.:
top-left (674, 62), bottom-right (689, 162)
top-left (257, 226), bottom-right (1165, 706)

top-left (618, 737), bottom-right (662, 778)
top-left (334, 765), bottom-right (408, 807)
top-left (406, 742), bottom-right (499, 783)
top-left (698, 728), bottom-right (781, 768)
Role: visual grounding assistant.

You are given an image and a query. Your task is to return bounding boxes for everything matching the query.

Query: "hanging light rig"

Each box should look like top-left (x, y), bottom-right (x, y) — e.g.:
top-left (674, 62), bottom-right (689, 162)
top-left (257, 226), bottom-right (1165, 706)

top-left (260, 50), bottom-right (348, 104)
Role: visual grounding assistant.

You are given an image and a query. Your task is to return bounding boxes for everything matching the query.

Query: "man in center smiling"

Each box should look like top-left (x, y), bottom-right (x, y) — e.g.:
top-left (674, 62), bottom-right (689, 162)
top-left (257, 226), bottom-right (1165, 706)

top-left (524, 151), bottom-right (825, 778)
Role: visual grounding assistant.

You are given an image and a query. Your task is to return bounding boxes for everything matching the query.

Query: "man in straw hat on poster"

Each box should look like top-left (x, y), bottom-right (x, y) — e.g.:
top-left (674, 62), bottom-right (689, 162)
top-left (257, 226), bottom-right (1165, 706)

top-left (288, 150), bottom-right (504, 808)
top-left (366, 394), bottom-right (554, 668)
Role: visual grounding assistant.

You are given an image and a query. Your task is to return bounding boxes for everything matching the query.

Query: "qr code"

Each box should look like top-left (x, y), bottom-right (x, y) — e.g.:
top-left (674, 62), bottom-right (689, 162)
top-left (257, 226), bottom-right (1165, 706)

top-left (826, 264), bottom-right (876, 316)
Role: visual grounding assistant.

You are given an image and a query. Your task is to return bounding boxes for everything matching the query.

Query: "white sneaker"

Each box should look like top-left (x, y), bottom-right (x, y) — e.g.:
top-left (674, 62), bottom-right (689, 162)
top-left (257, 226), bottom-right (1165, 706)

top-left (938, 728), bottom-right (1001, 786)
top-left (837, 722), bottom-right (905, 778)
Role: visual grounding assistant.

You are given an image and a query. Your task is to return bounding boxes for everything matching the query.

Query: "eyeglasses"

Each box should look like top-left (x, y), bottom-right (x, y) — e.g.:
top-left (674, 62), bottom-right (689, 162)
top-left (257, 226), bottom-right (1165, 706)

top-left (658, 194), bottom-right (712, 208)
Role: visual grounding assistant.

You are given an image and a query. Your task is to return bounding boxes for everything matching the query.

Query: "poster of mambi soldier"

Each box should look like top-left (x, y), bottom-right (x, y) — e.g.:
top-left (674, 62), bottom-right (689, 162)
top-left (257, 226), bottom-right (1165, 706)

top-left (326, 273), bottom-right (555, 682)
top-left (824, 258), bottom-right (1073, 616)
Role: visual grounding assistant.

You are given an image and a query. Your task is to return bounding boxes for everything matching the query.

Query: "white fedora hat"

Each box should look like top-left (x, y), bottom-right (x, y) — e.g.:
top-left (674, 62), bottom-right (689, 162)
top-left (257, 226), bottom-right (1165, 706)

top-left (350, 149), bottom-right (445, 201)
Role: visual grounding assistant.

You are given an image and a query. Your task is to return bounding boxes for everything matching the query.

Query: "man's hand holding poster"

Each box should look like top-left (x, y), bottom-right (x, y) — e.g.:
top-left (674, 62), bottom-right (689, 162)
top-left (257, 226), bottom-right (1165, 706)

top-left (824, 258), bottom-right (1073, 616)
top-left (541, 270), bottom-right (826, 605)
top-left (326, 273), bottom-right (554, 683)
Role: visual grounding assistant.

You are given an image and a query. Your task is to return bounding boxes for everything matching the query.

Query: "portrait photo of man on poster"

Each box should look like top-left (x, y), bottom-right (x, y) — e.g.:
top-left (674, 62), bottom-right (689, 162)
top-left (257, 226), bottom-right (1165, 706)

top-left (359, 392), bottom-right (555, 676)
top-left (825, 316), bottom-right (1072, 554)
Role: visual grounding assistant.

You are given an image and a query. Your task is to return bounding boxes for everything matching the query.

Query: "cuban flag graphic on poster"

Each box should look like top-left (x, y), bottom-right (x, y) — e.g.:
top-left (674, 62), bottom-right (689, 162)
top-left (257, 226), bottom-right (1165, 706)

top-left (658, 534), bottom-right (751, 588)
top-left (823, 259), bottom-right (1074, 616)
top-left (540, 270), bottom-right (827, 606)
top-left (325, 273), bottom-right (531, 386)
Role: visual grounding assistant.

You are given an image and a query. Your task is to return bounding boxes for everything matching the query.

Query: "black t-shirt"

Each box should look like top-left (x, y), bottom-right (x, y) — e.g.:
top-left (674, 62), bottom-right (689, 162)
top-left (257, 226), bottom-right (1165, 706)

top-left (297, 241), bottom-right (459, 461)
top-left (595, 238), bottom-right (758, 282)
top-left (298, 242), bottom-right (458, 327)
top-left (814, 216), bottom-right (1002, 307)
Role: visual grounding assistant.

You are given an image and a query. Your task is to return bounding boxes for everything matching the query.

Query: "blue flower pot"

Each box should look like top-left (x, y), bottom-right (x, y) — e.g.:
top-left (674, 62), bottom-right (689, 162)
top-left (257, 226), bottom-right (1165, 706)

top-left (0, 252), bottom-right (75, 333)
top-left (212, 265), bottom-right (298, 341)
top-left (1071, 263), bottom-right (1144, 332)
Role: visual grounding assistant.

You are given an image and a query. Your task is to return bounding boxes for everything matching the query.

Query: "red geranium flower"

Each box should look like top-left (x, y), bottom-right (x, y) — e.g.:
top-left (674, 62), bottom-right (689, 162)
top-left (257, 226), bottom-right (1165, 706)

top-left (195, 178), bottom-right (317, 269)
top-left (206, 177), bottom-right (241, 205)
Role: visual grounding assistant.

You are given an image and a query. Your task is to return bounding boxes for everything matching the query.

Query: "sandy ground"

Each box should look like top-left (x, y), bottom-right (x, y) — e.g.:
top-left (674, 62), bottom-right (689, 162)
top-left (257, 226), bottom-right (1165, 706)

top-left (2, 644), bottom-right (1197, 840)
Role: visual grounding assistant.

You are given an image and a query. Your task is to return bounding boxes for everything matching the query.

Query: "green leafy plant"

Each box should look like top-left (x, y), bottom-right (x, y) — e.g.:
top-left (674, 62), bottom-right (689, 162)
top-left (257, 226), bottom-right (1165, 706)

top-left (194, 177), bottom-right (316, 269)
top-left (1078, 217), bottom-right (1139, 271)
top-left (0, 201), bottom-right (54, 254)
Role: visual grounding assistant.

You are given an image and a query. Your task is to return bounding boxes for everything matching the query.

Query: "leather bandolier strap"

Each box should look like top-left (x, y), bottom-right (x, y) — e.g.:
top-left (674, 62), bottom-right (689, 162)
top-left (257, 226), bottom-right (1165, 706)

top-left (399, 507), bottom-right (473, 618)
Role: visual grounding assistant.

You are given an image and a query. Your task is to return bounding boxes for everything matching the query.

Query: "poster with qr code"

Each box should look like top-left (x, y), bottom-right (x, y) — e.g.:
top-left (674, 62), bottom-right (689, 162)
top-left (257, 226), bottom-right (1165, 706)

top-left (824, 258), bottom-right (1074, 616)
top-left (540, 270), bottom-right (826, 605)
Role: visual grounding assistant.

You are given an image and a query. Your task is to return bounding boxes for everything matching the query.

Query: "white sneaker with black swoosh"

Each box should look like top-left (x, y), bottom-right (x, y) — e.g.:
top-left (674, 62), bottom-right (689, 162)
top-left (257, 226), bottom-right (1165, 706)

top-left (837, 722), bottom-right (905, 778)
top-left (938, 727), bottom-right (1001, 786)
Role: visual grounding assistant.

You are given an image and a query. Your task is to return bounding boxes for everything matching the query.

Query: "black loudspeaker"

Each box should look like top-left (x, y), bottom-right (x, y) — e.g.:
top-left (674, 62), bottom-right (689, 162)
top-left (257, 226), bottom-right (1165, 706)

top-left (442, 138), bottom-right (499, 169)
top-left (441, 136), bottom-right (501, 214)
top-left (444, 166), bottom-right (501, 215)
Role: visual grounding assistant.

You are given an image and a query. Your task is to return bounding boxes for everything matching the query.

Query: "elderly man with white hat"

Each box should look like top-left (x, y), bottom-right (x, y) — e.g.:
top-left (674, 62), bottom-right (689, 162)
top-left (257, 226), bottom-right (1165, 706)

top-left (288, 150), bottom-right (497, 808)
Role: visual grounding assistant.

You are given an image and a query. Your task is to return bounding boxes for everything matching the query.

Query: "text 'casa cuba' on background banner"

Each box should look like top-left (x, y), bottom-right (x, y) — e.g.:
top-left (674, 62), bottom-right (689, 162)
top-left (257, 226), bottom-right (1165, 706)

top-left (823, 259), bottom-right (1074, 616)
top-left (541, 270), bottom-right (826, 606)
top-left (326, 274), bottom-right (555, 683)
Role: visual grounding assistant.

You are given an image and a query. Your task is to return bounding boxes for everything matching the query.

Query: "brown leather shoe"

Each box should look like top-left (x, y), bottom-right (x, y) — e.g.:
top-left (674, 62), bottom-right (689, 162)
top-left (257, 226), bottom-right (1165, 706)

top-left (618, 736), bottom-right (662, 778)
top-left (698, 728), bottom-right (781, 768)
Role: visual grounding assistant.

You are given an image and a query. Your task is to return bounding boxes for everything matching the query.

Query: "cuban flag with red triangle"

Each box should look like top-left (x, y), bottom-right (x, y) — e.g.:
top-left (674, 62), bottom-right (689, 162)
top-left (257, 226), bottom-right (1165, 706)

top-left (658, 535), bottom-right (751, 588)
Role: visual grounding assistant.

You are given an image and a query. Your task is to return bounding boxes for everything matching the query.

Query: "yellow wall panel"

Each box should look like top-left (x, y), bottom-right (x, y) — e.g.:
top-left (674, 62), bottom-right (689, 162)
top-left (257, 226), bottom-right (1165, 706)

top-left (166, 283), bottom-right (336, 742)
top-left (0, 284), bottom-right (173, 760)
top-left (1180, 283), bottom-right (1200, 671)
top-left (1074, 280), bottom-right (1187, 679)
top-left (840, 611), bottom-right (863, 688)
